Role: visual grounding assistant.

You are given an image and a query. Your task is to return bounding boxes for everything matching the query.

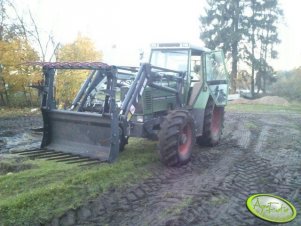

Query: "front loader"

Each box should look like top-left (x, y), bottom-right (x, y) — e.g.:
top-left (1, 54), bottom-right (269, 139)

top-left (36, 43), bottom-right (228, 166)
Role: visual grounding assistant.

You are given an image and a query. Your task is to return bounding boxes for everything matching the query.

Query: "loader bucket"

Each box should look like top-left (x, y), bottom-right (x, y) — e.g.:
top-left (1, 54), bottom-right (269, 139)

top-left (41, 109), bottom-right (119, 162)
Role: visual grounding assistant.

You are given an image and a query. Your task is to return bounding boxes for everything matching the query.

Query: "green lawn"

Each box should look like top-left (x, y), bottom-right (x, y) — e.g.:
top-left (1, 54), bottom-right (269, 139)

top-left (0, 139), bottom-right (158, 225)
top-left (226, 102), bottom-right (301, 114)
top-left (0, 107), bottom-right (40, 118)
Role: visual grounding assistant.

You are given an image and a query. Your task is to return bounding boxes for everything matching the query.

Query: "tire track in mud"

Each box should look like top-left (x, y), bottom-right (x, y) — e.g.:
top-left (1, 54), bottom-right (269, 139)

top-left (77, 115), bottom-right (253, 226)
top-left (160, 119), bottom-right (265, 226)
top-left (170, 114), bottom-right (301, 226)
top-left (75, 112), bottom-right (301, 226)
top-left (2, 112), bottom-right (296, 225)
top-left (77, 147), bottom-right (244, 226)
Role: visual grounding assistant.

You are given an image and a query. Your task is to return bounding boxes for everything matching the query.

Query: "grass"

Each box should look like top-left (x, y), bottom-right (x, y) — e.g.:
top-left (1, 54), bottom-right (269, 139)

top-left (209, 195), bottom-right (229, 206)
top-left (158, 196), bottom-right (193, 222)
top-left (0, 157), bottom-right (35, 175)
top-left (226, 102), bottom-right (301, 114)
top-left (0, 139), bottom-right (158, 225)
top-left (245, 122), bottom-right (258, 129)
top-left (0, 107), bottom-right (40, 118)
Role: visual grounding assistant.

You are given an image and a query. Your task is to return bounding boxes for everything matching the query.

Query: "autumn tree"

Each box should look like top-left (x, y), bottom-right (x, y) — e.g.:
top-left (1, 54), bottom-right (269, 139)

top-left (55, 34), bottom-right (103, 106)
top-left (0, 0), bottom-right (40, 106)
top-left (0, 39), bottom-right (39, 104)
top-left (0, 2), bottom-right (102, 107)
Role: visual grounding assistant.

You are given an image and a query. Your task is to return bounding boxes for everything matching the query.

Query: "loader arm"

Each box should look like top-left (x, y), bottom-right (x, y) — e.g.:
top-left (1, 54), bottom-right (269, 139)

top-left (36, 62), bottom-right (185, 162)
top-left (119, 63), bottom-right (185, 123)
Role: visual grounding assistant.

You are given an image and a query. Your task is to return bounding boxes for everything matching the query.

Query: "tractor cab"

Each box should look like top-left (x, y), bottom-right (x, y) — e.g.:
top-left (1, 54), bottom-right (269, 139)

top-left (149, 43), bottom-right (228, 106)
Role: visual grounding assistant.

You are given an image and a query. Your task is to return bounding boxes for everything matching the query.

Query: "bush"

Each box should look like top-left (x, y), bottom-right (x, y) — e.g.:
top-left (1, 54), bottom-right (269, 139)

top-left (270, 68), bottom-right (301, 101)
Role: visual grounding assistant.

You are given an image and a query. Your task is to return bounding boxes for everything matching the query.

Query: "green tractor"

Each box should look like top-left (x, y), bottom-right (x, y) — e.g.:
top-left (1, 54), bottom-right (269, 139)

top-left (36, 43), bottom-right (228, 166)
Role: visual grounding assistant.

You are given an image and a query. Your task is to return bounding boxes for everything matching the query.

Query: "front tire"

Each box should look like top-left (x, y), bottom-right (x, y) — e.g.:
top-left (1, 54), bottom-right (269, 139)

top-left (158, 110), bottom-right (195, 167)
top-left (197, 98), bottom-right (224, 146)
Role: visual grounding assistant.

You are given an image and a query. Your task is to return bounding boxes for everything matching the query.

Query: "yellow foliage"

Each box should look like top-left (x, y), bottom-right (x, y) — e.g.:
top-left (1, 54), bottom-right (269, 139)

top-left (57, 34), bottom-right (102, 62)
top-left (0, 38), bottom-right (40, 94)
top-left (55, 34), bottom-right (103, 106)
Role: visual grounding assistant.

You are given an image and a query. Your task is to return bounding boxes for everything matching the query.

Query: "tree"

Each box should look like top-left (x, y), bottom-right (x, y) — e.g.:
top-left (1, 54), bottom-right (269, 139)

top-left (0, 38), bottom-right (39, 105)
top-left (200, 0), bottom-right (244, 93)
top-left (0, 0), bottom-right (26, 41)
top-left (26, 9), bottom-right (59, 62)
top-left (0, 0), bottom-right (41, 106)
top-left (271, 68), bottom-right (301, 101)
top-left (0, 0), bottom-right (19, 105)
top-left (242, 0), bottom-right (282, 95)
top-left (255, 0), bottom-right (282, 94)
top-left (0, 1), bottom-right (65, 106)
top-left (200, 0), bottom-right (282, 96)
top-left (55, 34), bottom-right (103, 106)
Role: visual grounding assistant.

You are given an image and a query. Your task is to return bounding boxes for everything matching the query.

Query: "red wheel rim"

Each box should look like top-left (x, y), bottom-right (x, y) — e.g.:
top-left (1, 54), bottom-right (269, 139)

top-left (211, 107), bottom-right (222, 135)
top-left (179, 124), bottom-right (192, 155)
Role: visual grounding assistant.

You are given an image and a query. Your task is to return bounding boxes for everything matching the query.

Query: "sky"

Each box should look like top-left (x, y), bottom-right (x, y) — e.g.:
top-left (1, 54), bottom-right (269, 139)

top-left (18, 0), bottom-right (301, 71)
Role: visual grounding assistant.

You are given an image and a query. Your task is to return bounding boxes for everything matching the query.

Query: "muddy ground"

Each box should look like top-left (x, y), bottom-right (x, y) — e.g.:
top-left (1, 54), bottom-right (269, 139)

top-left (1, 111), bottom-right (301, 226)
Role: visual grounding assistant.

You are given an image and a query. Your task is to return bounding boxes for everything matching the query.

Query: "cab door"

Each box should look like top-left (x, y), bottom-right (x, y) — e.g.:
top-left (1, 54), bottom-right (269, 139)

top-left (205, 50), bottom-right (229, 106)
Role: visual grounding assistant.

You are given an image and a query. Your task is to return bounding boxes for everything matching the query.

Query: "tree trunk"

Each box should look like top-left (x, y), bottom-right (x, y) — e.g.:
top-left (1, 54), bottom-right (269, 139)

top-left (22, 86), bottom-right (28, 106)
top-left (1, 77), bottom-right (9, 105)
top-left (251, 0), bottom-right (255, 98)
top-left (263, 28), bottom-right (270, 95)
top-left (251, 55), bottom-right (255, 97)
top-left (251, 34), bottom-right (255, 97)
top-left (28, 88), bottom-right (33, 107)
top-left (263, 73), bottom-right (266, 94)
top-left (0, 93), bottom-right (4, 105)
top-left (230, 0), bottom-right (240, 94)
top-left (231, 45), bottom-right (238, 93)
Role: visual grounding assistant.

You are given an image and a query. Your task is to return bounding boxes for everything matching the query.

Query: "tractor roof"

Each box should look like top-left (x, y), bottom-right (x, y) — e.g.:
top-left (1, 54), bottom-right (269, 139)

top-left (151, 43), bottom-right (211, 53)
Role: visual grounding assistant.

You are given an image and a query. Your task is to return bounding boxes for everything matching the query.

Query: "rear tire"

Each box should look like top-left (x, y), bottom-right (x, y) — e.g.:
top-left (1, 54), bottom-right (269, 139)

top-left (197, 99), bottom-right (224, 146)
top-left (158, 110), bottom-right (195, 166)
